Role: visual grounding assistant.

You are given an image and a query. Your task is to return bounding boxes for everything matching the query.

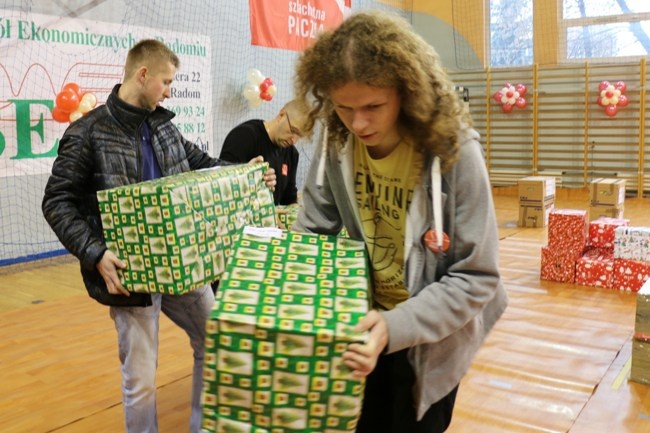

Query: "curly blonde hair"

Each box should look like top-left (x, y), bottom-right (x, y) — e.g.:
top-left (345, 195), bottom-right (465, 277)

top-left (294, 10), bottom-right (468, 171)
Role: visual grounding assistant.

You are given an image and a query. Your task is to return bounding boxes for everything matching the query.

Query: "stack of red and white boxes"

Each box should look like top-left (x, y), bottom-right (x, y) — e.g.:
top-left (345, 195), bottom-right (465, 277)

top-left (540, 209), bottom-right (588, 283)
top-left (612, 226), bottom-right (650, 292)
top-left (575, 217), bottom-right (629, 288)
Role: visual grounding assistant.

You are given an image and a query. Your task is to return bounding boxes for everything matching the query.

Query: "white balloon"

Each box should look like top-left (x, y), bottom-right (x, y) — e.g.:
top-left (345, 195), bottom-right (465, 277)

top-left (248, 98), bottom-right (262, 109)
top-left (80, 92), bottom-right (97, 108)
top-left (69, 110), bottom-right (83, 122)
top-left (78, 99), bottom-right (94, 114)
top-left (243, 83), bottom-right (260, 101)
top-left (247, 68), bottom-right (265, 85)
top-left (267, 84), bottom-right (277, 97)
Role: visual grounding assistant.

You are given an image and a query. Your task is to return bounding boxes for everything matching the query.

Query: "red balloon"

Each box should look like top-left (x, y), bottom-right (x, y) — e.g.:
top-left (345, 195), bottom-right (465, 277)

top-left (599, 81), bottom-right (610, 92)
top-left (604, 105), bottom-right (618, 117)
top-left (515, 83), bottom-right (527, 96)
top-left (62, 82), bottom-right (81, 97)
top-left (617, 94), bottom-right (629, 107)
top-left (259, 91), bottom-right (273, 101)
top-left (515, 97), bottom-right (527, 109)
top-left (596, 96), bottom-right (603, 106)
top-left (493, 91), bottom-right (503, 103)
top-left (52, 105), bottom-right (71, 123)
top-left (262, 77), bottom-right (273, 86)
top-left (501, 103), bottom-right (513, 113)
top-left (614, 81), bottom-right (627, 93)
top-left (56, 89), bottom-right (80, 113)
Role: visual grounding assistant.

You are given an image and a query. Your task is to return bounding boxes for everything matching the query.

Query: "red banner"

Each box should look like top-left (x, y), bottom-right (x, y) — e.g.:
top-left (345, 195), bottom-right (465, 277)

top-left (250, 0), bottom-right (351, 52)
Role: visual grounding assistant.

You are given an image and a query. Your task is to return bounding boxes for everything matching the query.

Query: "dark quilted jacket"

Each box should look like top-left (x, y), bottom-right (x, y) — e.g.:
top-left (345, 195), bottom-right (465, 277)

top-left (42, 84), bottom-right (225, 306)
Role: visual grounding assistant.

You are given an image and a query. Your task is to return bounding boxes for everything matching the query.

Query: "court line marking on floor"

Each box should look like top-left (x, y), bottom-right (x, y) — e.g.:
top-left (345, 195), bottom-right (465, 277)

top-left (612, 356), bottom-right (631, 391)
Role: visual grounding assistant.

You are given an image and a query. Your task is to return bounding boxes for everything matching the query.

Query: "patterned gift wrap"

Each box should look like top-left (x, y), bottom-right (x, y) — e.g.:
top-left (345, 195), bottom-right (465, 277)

top-left (540, 246), bottom-right (579, 283)
top-left (277, 205), bottom-right (350, 239)
top-left (276, 205), bottom-right (301, 230)
top-left (97, 163), bottom-right (276, 295)
top-left (201, 228), bottom-right (370, 433)
top-left (588, 217), bottom-right (629, 249)
top-left (548, 209), bottom-right (588, 251)
top-left (575, 249), bottom-right (615, 288)
top-left (614, 226), bottom-right (650, 262)
top-left (612, 258), bottom-right (650, 292)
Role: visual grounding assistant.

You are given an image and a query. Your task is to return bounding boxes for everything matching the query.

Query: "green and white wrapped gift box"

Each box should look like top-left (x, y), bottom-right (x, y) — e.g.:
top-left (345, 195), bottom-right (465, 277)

top-left (201, 227), bottom-right (370, 433)
top-left (276, 205), bottom-right (349, 238)
top-left (96, 163), bottom-right (276, 295)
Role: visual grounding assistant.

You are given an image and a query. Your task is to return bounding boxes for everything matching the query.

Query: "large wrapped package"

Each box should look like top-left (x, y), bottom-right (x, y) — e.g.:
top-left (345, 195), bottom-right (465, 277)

top-left (614, 226), bottom-right (650, 262)
top-left (276, 205), bottom-right (349, 238)
top-left (276, 205), bottom-right (302, 230)
top-left (97, 163), bottom-right (276, 295)
top-left (201, 227), bottom-right (370, 433)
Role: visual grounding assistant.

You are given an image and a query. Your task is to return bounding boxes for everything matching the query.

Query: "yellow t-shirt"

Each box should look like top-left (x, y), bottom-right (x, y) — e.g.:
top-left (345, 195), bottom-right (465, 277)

top-left (353, 137), bottom-right (422, 310)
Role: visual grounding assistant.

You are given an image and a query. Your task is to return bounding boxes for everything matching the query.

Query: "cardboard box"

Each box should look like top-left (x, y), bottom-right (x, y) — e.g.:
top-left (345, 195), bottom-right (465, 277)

top-left (201, 227), bottom-right (370, 433)
top-left (518, 199), bottom-right (554, 228)
top-left (635, 279), bottom-right (650, 338)
top-left (589, 204), bottom-right (624, 222)
top-left (590, 178), bottom-right (626, 206)
top-left (631, 337), bottom-right (650, 385)
top-left (518, 176), bottom-right (556, 202)
top-left (97, 163), bottom-right (276, 295)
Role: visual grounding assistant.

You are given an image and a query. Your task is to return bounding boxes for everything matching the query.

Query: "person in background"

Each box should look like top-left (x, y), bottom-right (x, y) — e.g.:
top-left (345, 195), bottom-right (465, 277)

top-left (219, 99), bottom-right (308, 206)
top-left (41, 39), bottom-right (276, 433)
top-left (291, 10), bottom-right (508, 433)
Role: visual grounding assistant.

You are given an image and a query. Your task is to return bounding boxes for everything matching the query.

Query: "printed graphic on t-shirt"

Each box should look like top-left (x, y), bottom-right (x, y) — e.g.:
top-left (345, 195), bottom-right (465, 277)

top-left (353, 138), bottom-right (421, 310)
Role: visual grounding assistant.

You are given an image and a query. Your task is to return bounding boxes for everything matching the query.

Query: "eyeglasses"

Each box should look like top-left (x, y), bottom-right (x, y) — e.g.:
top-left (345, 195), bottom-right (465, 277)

top-left (285, 112), bottom-right (302, 138)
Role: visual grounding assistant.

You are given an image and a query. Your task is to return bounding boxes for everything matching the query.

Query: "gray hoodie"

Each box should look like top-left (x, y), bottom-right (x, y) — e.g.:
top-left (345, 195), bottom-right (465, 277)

top-left (293, 126), bottom-right (508, 419)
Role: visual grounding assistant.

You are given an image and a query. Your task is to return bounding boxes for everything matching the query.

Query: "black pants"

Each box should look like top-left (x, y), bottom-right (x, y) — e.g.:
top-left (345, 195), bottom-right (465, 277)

top-left (355, 349), bottom-right (458, 433)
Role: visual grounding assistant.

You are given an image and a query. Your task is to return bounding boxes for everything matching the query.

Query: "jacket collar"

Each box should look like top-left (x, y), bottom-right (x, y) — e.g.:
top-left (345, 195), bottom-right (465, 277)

top-left (105, 84), bottom-right (175, 133)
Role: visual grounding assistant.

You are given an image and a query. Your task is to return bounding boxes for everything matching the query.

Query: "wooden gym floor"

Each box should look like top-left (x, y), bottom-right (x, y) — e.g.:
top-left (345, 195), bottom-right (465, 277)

top-left (1, 187), bottom-right (649, 433)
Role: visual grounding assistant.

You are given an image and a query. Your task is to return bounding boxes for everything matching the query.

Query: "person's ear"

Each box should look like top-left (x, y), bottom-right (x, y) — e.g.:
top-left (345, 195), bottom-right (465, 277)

top-left (136, 66), bottom-right (148, 86)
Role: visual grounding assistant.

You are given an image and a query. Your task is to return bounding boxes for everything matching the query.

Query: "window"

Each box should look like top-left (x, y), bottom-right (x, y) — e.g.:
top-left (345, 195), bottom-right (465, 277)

top-left (562, 0), bottom-right (650, 60)
top-left (489, 0), bottom-right (534, 67)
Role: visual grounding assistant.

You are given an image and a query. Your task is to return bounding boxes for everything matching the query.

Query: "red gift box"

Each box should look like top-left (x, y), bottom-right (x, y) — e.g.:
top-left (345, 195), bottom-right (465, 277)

top-left (548, 209), bottom-right (588, 252)
top-left (575, 252), bottom-right (615, 288)
top-left (588, 217), bottom-right (629, 249)
top-left (540, 246), bottom-right (578, 283)
top-left (612, 258), bottom-right (650, 292)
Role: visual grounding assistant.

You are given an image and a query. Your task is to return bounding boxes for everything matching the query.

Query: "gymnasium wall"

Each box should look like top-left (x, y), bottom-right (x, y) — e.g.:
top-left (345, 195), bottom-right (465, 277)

top-left (0, 0), bottom-right (407, 265)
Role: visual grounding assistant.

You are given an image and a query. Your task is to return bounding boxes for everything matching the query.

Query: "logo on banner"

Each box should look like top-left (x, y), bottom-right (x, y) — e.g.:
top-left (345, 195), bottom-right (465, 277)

top-left (0, 10), bottom-right (212, 177)
top-left (250, 0), bottom-right (351, 52)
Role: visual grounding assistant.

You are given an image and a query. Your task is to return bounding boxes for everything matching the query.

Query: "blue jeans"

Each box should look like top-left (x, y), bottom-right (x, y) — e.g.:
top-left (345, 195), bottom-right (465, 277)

top-left (110, 285), bottom-right (214, 433)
